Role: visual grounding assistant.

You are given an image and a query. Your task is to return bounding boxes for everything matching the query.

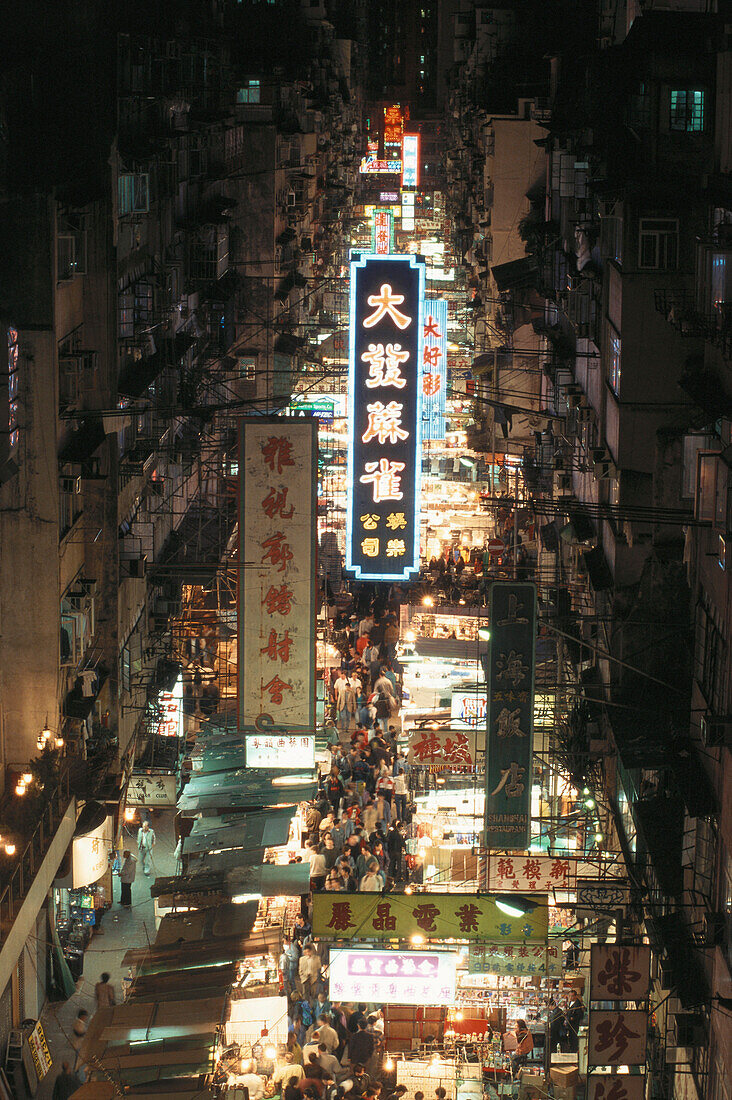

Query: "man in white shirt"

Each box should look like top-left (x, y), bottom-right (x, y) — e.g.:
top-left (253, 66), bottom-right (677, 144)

top-left (231, 1060), bottom-right (264, 1100)
top-left (308, 844), bottom-right (327, 892)
top-left (316, 1016), bottom-right (339, 1054)
top-left (358, 614), bottom-right (375, 638)
top-left (298, 945), bottom-right (321, 999)
top-left (271, 1054), bottom-right (303, 1090)
top-left (318, 1044), bottom-right (342, 1080)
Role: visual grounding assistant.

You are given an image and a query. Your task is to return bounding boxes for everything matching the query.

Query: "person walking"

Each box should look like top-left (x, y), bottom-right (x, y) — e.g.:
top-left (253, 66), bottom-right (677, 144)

top-left (393, 769), bottom-right (408, 821)
top-left (95, 972), bottom-right (116, 1008)
top-left (564, 991), bottom-right (585, 1052)
top-left (119, 850), bottom-right (137, 907)
top-left (137, 819), bottom-right (156, 875)
top-left (52, 1063), bottom-right (82, 1100)
top-left (71, 1010), bottom-right (89, 1077)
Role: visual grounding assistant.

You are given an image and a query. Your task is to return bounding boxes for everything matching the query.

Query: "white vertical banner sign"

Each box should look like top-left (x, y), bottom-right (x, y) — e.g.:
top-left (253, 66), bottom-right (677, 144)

top-left (238, 418), bottom-right (317, 732)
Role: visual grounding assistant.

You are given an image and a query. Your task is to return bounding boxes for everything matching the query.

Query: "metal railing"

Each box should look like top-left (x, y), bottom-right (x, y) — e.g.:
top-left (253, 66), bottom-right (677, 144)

top-left (0, 767), bottom-right (73, 934)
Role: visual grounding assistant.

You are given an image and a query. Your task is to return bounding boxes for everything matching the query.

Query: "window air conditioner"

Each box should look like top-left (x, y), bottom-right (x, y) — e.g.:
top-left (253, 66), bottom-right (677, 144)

top-left (700, 713), bottom-right (732, 748)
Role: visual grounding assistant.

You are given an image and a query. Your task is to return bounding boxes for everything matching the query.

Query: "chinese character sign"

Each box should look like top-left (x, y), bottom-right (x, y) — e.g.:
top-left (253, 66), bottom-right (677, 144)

top-left (313, 892), bottom-right (548, 942)
top-left (407, 726), bottom-right (477, 768)
top-left (346, 255), bottom-right (425, 581)
top-left (591, 945), bottom-right (651, 1002)
top-left (487, 854), bottom-right (574, 894)
top-left (588, 1011), bottom-right (648, 1067)
top-left (485, 583), bottom-right (537, 850)
top-left (238, 418), bottom-right (317, 732)
top-left (468, 943), bottom-right (561, 977)
top-left (402, 134), bottom-right (420, 188)
top-left (422, 299), bottom-right (447, 441)
top-left (587, 1076), bottom-right (646, 1100)
top-left (372, 209), bottom-right (394, 255)
top-left (245, 733), bottom-right (315, 770)
top-left (329, 948), bottom-right (456, 1006)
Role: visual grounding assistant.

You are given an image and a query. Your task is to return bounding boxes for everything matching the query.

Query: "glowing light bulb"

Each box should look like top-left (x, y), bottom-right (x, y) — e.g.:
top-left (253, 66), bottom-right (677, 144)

top-left (15, 783), bottom-right (26, 796)
top-left (384, 1058), bottom-right (394, 1072)
top-left (4, 844), bottom-right (16, 856)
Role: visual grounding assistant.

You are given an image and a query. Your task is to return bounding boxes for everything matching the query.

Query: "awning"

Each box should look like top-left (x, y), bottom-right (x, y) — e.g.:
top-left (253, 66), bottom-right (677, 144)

top-left (122, 926), bottom-right (282, 972)
top-left (583, 546), bottom-right (613, 590)
top-left (177, 767), bottom-right (316, 813)
top-left (153, 862), bottom-right (310, 904)
top-left (491, 256), bottom-right (540, 292)
top-left (118, 334), bottom-right (197, 399)
top-left (126, 963), bottom-right (240, 1003)
top-left (58, 417), bottom-right (107, 465)
top-left (634, 796), bottom-right (684, 897)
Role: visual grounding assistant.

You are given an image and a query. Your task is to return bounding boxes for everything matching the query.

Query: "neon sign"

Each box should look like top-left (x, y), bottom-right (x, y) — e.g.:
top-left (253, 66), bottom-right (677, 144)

top-left (372, 209), bottom-right (394, 255)
top-left (346, 255), bottom-right (424, 581)
top-left (402, 134), bottom-right (420, 188)
top-left (421, 299), bottom-right (447, 440)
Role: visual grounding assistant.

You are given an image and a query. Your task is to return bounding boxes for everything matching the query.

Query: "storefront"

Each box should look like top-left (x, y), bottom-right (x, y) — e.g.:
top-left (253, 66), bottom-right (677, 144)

top-left (53, 803), bottom-right (114, 981)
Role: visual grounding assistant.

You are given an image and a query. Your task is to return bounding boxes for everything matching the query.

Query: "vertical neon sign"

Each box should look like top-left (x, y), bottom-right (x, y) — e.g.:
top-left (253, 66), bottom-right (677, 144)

top-left (346, 255), bottom-right (425, 581)
top-left (421, 299), bottom-right (447, 441)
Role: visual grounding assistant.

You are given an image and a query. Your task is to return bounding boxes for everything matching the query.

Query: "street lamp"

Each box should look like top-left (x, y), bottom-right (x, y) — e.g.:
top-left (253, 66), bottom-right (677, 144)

top-left (494, 894), bottom-right (539, 918)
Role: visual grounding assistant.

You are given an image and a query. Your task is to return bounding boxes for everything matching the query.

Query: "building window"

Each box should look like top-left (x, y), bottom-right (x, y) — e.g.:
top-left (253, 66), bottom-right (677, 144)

top-left (238, 356), bottom-right (256, 381)
top-left (629, 82), bottom-right (651, 128)
top-left (118, 173), bottom-right (150, 215)
top-left (695, 592), bottom-right (727, 713)
top-left (236, 80), bottom-right (260, 104)
top-left (670, 89), bottom-right (705, 132)
top-left (608, 329), bottom-right (621, 394)
top-left (638, 218), bottom-right (678, 269)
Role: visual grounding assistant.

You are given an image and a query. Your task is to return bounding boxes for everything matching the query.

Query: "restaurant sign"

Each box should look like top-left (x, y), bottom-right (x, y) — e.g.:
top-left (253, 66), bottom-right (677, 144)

top-left (329, 948), bottom-right (456, 1006)
top-left (407, 725), bottom-right (477, 768)
top-left (588, 1011), bottom-right (647, 1066)
top-left (487, 854), bottom-right (573, 893)
top-left (238, 418), bottom-right (317, 732)
top-left (468, 942), bottom-right (561, 977)
top-left (346, 254), bottom-right (425, 581)
top-left (313, 891), bottom-right (548, 942)
top-left (126, 772), bottom-right (177, 807)
top-left (484, 582), bottom-right (537, 849)
top-left (245, 733), bottom-right (315, 770)
top-left (590, 945), bottom-right (651, 1002)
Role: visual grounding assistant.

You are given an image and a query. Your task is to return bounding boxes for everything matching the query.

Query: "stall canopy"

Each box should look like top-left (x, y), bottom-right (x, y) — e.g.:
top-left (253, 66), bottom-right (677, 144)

top-left (152, 862), bottom-right (311, 903)
top-left (177, 768), bottom-right (316, 813)
top-left (182, 808), bottom-right (293, 855)
top-left (80, 997), bottom-right (225, 1086)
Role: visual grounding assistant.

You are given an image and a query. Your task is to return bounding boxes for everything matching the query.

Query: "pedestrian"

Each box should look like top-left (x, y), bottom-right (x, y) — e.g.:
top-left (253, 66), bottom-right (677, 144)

top-left (308, 843), bottom-right (327, 892)
top-left (71, 1009), bottom-right (88, 1074)
top-left (564, 991), bottom-right (584, 1052)
top-left (510, 1019), bottom-right (533, 1080)
top-left (298, 944), bottom-right (321, 1000)
top-left (326, 767), bottom-right (345, 815)
top-left (393, 769), bottom-right (408, 821)
top-left (347, 1021), bottom-right (375, 1068)
top-left (52, 1062), bottom-right (82, 1100)
top-left (119, 849), bottom-right (137, 907)
top-left (95, 971), bottom-right (116, 1008)
top-left (548, 998), bottom-right (564, 1053)
top-left (137, 819), bottom-right (156, 876)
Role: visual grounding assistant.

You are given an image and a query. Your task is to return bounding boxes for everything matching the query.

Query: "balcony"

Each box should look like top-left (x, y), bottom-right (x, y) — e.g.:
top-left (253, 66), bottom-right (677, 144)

top-left (654, 289), bottom-right (732, 359)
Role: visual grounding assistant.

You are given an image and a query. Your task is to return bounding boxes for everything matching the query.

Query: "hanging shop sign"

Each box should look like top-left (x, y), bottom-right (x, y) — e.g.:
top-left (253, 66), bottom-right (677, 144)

top-left (468, 942), bottom-right (561, 977)
top-left (451, 686), bottom-right (487, 730)
top-left (407, 725), bottom-right (477, 768)
top-left (245, 733), bottom-right (315, 769)
top-left (360, 156), bottom-right (402, 174)
top-left (401, 190), bottom-right (415, 232)
top-left (421, 299), bottom-right (447, 441)
top-left (156, 673), bottom-right (183, 738)
top-left (384, 105), bottom-right (404, 145)
top-left (402, 134), bottom-right (420, 188)
top-left (329, 947), bottom-right (456, 1006)
top-left (587, 1011), bottom-right (648, 1067)
top-left (586, 1076), bottom-right (646, 1100)
top-left (313, 891), bottom-right (548, 942)
top-left (380, 191), bottom-right (399, 203)
top-left (484, 582), bottom-right (537, 850)
top-left (287, 393), bottom-right (347, 418)
top-left (577, 879), bottom-right (630, 909)
top-left (238, 418), bottom-right (317, 732)
top-left (372, 209), bottom-right (394, 255)
top-left (590, 945), bottom-right (651, 1002)
top-left (27, 1022), bottom-right (52, 1080)
top-left (126, 772), bottom-right (177, 807)
top-left (72, 814), bottom-right (113, 889)
top-left (487, 854), bottom-right (574, 894)
top-left (346, 254), bottom-right (425, 581)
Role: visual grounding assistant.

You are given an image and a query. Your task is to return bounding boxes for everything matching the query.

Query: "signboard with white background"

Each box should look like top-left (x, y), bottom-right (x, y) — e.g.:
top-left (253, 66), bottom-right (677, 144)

top-left (329, 948), bottom-right (457, 1005)
top-left (245, 733), bottom-right (315, 769)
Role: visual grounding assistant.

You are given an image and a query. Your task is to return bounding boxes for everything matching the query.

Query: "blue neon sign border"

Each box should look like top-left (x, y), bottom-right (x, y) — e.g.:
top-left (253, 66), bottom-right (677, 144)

top-left (345, 252), bottom-right (425, 582)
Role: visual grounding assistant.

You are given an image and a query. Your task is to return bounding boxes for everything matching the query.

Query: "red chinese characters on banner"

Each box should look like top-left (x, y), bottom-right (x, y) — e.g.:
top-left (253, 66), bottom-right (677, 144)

top-left (591, 945), bottom-right (651, 1002)
top-left (588, 1011), bottom-right (647, 1067)
top-left (487, 853), bottom-right (575, 893)
top-left (587, 1077), bottom-right (646, 1100)
top-left (407, 727), bottom-right (477, 768)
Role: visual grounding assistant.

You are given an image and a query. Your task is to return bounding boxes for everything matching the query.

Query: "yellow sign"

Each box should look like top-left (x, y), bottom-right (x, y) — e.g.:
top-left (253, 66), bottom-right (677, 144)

top-left (313, 892), bottom-right (548, 942)
top-left (27, 1021), bottom-right (52, 1080)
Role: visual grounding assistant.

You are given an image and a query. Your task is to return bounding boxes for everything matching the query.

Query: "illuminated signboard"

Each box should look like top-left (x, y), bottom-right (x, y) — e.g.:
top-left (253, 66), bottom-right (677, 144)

top-left (451, 686), bottom-right (487, 729)
top-left (238, 418), bottom-right (317, 732)
top-left (422, 299), bottom-right (447, 440)
top-left (402, 134), bottom-right (420, 188)
top-left (329, 948), bottom-right (456, 1007)
top-left (401, 190), bottom-right (415, 232)
top-left (380, 191), bottom-right (399, 203)
top-left (245, 733), bottom-right (315, 769)
top-left (485, 583), bottom-right (537, 849)
top-left (360, 156), bottom-right (402, 175)
top-left (156, 674), bottom-right (184, 738)
top-left (372, 209), bottom-right (394, 255)
top-left (346, 254), bottom-right (425, 581)
top-left (384, 104), bottom-right (404, 145)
